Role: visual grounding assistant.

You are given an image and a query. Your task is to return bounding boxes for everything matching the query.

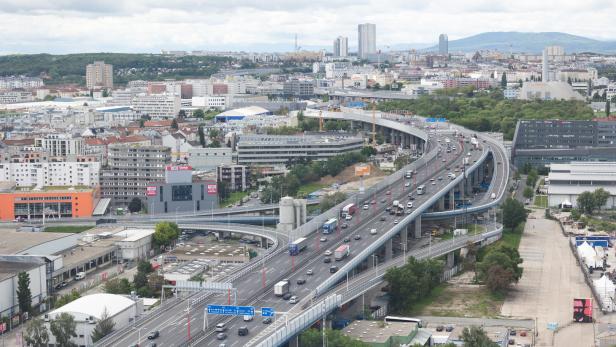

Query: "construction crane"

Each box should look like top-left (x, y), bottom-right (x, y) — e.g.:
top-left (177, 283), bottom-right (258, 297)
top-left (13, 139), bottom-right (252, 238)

top-left (319, 110), bottom-right (324, 132)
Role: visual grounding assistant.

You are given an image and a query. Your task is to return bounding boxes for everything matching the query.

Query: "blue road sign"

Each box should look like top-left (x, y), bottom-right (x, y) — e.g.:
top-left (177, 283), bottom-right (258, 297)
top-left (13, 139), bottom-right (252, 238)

top-left (207, 305), bottom-right (255, 316)
top-left (261, 307), bottom-right (275, 317)
top-left (547, 322), bottom-right (558, 331)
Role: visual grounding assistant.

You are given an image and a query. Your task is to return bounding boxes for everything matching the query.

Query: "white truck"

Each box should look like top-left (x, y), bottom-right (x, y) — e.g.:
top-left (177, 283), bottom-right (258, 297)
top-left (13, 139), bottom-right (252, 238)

top-left (334, 245), bottom-right (350, 261)
top-left (274, 280), bottom-right (290, 297)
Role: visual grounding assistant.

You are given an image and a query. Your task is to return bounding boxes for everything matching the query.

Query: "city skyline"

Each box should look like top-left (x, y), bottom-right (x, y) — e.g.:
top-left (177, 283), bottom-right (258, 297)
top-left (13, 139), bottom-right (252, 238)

top-left (1, 0), bottom-right (616, 54)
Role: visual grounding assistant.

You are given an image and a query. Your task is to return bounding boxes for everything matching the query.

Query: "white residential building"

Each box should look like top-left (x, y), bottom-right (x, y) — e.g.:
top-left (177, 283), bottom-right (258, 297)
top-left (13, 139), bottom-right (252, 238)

top-left (0, 76), bottom-right (44, 90)
top-left (191, 95), bottom-right (229, 109)
top-left (548, 162), bottom-right (616, 208)
top-left (0, 161), bottom-right (101, 187)
top-left (35, 134), bottom-right (84, 156)
top-left (0, 91), bottom-right (34, 104)
top-left (86, 61), bottom-right (113, 89)
top-left (132, 93), bottom-right (181, 119)
top-left (162, 133), bottom-right (196, 162)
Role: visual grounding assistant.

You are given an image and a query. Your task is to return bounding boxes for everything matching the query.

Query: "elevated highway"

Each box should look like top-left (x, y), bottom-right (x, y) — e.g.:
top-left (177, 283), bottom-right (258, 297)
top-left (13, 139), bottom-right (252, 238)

top-left (99, 109), bottom-right (509, 347)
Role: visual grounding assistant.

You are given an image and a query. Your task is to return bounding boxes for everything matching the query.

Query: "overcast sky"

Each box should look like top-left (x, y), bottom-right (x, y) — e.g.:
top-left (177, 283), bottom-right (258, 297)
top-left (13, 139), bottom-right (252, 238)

top-left (1, 0), bottom-right (615, 54)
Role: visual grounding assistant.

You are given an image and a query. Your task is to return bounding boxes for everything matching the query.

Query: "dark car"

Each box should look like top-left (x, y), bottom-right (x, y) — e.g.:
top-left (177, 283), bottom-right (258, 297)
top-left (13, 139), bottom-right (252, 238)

top-left (436, 325), bottom-right (444, 332)
top-left (445, 326), bottom-right (454, 332)
top-left (237, 326), bottom-right (249, 336)
top-left (341, 223), bottom-right (349, 229)
top-left (343, 237), bottom-right (350, 243)
top-left (354, 234), bottom-right (361, 240)
top-left (296, 278), bottom-right (306, 285)
top-left (282, 292), bottom-right (292, 300)
top-left (147, 331), bottom-right (159, 340)
top-left (385, 207), bottom-right (391, 212)
top-left (509, 330), bottom-right (516, 336)
top-left (262, 317), bottom-right (272, 324)
top-left (330, 266), bottom-right (338, 273)
top-left (149, 343), bottom-right (157, 347)
top-left (380, 216), bottom-right (386, 221)
top-left (324, 257), bottom-right (332, 263)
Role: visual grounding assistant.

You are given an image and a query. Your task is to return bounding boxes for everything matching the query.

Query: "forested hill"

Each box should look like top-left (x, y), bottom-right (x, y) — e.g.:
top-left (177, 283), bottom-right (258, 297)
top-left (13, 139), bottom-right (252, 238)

top-left (0, 53), bottom-right (233, 85)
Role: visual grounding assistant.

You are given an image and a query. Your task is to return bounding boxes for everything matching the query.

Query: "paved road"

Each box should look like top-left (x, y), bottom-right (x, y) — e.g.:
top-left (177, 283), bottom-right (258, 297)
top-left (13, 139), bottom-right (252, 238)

top-left (500, 209), bottom-right (593, 347)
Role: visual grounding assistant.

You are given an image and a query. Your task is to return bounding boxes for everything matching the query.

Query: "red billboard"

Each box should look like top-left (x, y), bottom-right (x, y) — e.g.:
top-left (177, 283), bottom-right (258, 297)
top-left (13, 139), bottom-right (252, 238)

top-left (207, 184), bottom-right (218, 195)
top-left (165, 165), bottom-right (192, 171)
top-left (146, 186), bottom-right (157, 196)
top-left (573, 298), bottom-right (593, 323)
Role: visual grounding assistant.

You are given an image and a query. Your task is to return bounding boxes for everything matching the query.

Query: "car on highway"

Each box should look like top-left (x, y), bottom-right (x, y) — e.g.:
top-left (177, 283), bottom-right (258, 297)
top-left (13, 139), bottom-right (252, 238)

top-left (454, 168), bottom-right (459, 172)
top-left (296, 278), bottom-right (306, 285)
top-left (371, 200), bottom-right (376, 204)
top-left (406, 202), bottom-right (413, 208)
top-left (216, 333), bottom-right (227, 340)
top-left (467, 152), bottom-right (471, 156)
top-left (343, 237), bottom-right (350, 243)
top-left (430, 178), bottom-right (435, 183)
top-left (262, 317), bottom-right (272, 324)
top-left (148, 343), bottom-right (157, 347)
top-left (394, 220), bottom-right (399, 224)
top-left (324, 250), bottom-right (332, 256)
top-left (404, 182), bottom-right (410, 187)
top-left (438, 176), bottom-right (443, 180)
top-left (442, 158), bottom-right (446, 162)
top-left (354, 234), bottom-right (361, 240)
top-left (215, 323), bottom-right (227, 332)
top-left (370, 228), bottom-right (378, 235)
top-left (306, 269), bottom-right (314, 276)
top-left (381, 198), bottom-right (387, 203)
top-left (386, 190), bottom-right (391, 195)
top-left (345, 215), bottom-right (352, 221)
top-left (320, 237), bottom-right (327, 242)
top-left (324, 257), bottom-right (332, 263)
top-left (380, 216), bottom-right (386, 221)
top-left (431, 181), bottom-right (436, 185)
top-left (147, 331), bottom-right (159, 340)
top-left (282, 292), bottom-right (292, 300)
top-left (363, 204), bottom-right (369, 210)
top-left (289, 296), bottom-right (299, 304)
top-left (238, 326), bottom-right (249, 336)
top-left (329, 266), bottom-right (338, 273)
top-left (385, 207), bottom-right (391, 212)
top-left (243, 315), bottom-right (253, 322)
top-left (341, 223), bottom-right (349, 229)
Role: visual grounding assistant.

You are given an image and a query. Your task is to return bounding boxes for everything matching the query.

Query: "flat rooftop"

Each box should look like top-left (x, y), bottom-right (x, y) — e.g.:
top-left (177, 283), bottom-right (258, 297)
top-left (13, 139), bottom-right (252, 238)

top-left (343, 320), bottom-right (417, 344)
top-left (0, 228), bottom-right (71, 254)
top-left (0, 260), bottom-right (42, 282)
top-left (237, 134), bottom-right (363, 147)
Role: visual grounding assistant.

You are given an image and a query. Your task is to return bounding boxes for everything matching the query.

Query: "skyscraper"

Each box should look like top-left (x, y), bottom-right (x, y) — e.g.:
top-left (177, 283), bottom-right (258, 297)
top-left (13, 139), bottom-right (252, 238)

top-left (438, 34), bottom-right (448, 56)
top-left (86, 61), bottom-right (113, 89)
top-left (333, 36), bottom-right (349, 57)
top-left (358, 23), bottom-right (376, 60)
top-left (542, 48), bottom-right (549, 82)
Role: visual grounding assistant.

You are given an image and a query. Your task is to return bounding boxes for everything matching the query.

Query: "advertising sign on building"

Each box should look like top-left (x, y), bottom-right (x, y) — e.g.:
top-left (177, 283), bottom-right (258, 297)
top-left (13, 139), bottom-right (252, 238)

top-left (355, 164), bottom-right (371, 177)
top-left (166, 165), bottom-right (193, 171)
top-left (207, 184), bottom-right (218, 195)
top-left (146, 186), bottom-right (157, 196)
top-left (573, 298), bottom-right (593, 323)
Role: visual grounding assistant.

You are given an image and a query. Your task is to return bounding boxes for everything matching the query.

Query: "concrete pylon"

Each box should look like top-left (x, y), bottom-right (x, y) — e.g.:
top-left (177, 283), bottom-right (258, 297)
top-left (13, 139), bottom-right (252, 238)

top-left (401, 226), bottom-right (408, 249)
top-left (446, 252), bottom-right (455, 268)
top-left (449, 189), bottom-right (455, 210)
top-left (414, 215), bottom-right (422, 238)
top-left (438, 196), bottom-right (445, 211)
top-left (385, 239), bottom-right (393, 260)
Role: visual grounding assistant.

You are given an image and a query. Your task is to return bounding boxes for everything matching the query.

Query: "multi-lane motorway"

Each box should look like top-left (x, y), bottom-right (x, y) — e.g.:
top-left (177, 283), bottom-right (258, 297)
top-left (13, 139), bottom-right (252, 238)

top-left (104, 133), bottom-right (482, 347)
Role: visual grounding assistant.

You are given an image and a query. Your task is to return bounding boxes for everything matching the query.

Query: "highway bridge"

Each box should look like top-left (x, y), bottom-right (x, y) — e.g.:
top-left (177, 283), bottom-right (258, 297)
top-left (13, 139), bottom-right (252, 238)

top-left (97, 109), bottom-right (509, 347)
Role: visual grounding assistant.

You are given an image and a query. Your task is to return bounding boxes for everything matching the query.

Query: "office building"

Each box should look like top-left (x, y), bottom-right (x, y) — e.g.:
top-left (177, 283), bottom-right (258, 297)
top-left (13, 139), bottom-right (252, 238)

top-left (188, 147), bottom-right (233, 170)
top-left (86, 61), bottom-right (113, 89)
top-left (0, 161), bottom-right (100, 188)
top-left (0, 91), bottom-right (34, 104)
top-left (333, 36), bottom-right (349, 57)
top-left (0, 76), bottom-right (44, 90)
top-left (217, 165), bottom-right (250, 192)
top-left (35, 134), bottom-right (84, 157)
top-left (542, 48), bottom-right (549, 82)
top-left (0, 183), bottom-right (99, 221)
top-left (547, 162), bottom-right (616, 208)
top-left (358, 23), bottom-right (376, 59)
top-left (439, 33), bottom-right (449, 56)
top-left (131, 93), bottom-right (181, 119)
top-left (145, 165), bottom-right (219, 214)
top-left (512, 118), bottom-right (616, 168)
top-left (282, 80), bottom-right (314, 99)
top-left (237, 134), bottom-right (363, 167)
top-left (101, 144), bottom-right (171, 206)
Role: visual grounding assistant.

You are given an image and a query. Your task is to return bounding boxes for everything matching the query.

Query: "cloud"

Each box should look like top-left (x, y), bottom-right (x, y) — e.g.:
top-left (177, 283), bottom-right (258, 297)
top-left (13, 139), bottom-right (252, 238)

top-left (0, 0), bottom-right (614, 53)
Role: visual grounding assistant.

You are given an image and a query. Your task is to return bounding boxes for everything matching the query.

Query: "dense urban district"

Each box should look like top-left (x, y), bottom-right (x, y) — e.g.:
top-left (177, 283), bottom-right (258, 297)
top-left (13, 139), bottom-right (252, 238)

top-left (0, 26), bottom-right (616, 347)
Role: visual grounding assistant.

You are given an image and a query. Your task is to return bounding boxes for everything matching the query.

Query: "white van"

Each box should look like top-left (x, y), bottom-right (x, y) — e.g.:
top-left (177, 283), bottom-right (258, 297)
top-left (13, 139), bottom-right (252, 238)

top-left (75, 272), bottom-right (86, 280)
top-left (490, 193), bottom-right (496, 199)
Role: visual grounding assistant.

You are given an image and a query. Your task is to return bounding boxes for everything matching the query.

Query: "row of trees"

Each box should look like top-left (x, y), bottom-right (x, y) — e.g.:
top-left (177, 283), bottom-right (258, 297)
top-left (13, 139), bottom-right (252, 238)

top-left (104, 260), bottom-right (164, 298)
top-left (296, 111), bottom-right (352, 132)
top-left (383, 258), bottom-right (444, 313)
top-left (25, 309), bottom-right (115, 346)
top-left (476, 244), bottom-right (524, 292)
top-left (260, 149), bottom-right (373, 203)
top-left (577, 188), bottom-right (610, 215)
top-left (377, 92), bottom-right (593, 140)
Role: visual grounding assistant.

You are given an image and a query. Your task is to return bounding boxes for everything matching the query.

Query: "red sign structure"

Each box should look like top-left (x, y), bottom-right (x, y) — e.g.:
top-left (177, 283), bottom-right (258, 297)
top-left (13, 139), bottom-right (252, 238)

top-left (573, 298), bottom-right (593, 323)
top-left (207, 184), bottom-right (218, 195)
top-left (146, 186), bottom-right (157, 196)
top-left (166, 165), bottom-right (192, 171)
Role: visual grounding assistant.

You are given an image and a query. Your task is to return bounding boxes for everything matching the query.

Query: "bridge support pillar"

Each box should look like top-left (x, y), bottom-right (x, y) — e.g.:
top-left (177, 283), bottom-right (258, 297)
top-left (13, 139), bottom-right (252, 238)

top-left (414, 215), bottom-right (422, 238)
top-left (438, 196), bottom-right (445, 211)
top-left (449, 189), bottom-right (455, 210)
top-left (401, 226), bottom-right (408, 251)
top-left (458, 181), bottom-right (465, 202)
top-left (478, 163), bottom-right (484, 183)
top-left (385, 239), bottom-right (393, 260)
top-left (446, 251), bottom-right (455, 268)
top-left (261, 237), bottom-right (268, 249)
top-left (466, 175), bottom-right (473, 194)
top-left (289, 336), bottom-right (299, 347)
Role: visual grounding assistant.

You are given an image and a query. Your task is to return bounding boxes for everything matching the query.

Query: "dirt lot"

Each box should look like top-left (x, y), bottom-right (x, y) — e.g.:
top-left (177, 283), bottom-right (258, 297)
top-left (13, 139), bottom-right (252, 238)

top-left (319, 163), bottom-right (385, 186)
top-left (417, 272), bottom-right (505, 318)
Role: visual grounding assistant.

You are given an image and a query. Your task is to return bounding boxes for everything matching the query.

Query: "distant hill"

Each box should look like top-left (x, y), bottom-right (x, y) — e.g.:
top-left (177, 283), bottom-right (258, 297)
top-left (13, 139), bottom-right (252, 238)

top-left (424, 32), bottom-right (616, 54)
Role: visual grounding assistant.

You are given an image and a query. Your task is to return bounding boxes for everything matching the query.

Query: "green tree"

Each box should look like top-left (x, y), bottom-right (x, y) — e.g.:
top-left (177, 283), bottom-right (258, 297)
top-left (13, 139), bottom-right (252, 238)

top-left (90, 308), bottom-right (115, 343)
top-left (54, 289), bottom-right (80, 308)
top-left (193, 109), bottom-right (205, 119)
top-left (593, 188), bottom-right (610, 211)
top-left (501, 198), bottom-right (527, 229)
top-left (50, 312), bottom-right (77, 347)
top-left (299, 328), bottom-right (369, 347)
top-left (384, 258), bottom-right (443, 313)
top-left (477, 245), bottom-right (523, 292)
top-left (24, 318), bottom-right (49, 347)
top-left (461, 326), bottom-right (499, 347)
top-left (198, 126), bottom-right (206, 147)
top-left (577, 191), bottom-right (596, 215)
top-left (607, 100), bottom-right (611, 116)
top-left (319, 192), bottom-right (348, 211)
top-left (104, 278), bottom-right (132, 294)
top-left (17, 272), bottom-right (32, 316)
top-left (523, 186), bottom-right (534, 199)
top-left (501, 72), bottom-right (507, 89)
top-left (153, 221), bottom-right (180, 248)
top-left (127, 197), bottom-right (142, 213)
top-left (570, 209), bottom-right (581, 220)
